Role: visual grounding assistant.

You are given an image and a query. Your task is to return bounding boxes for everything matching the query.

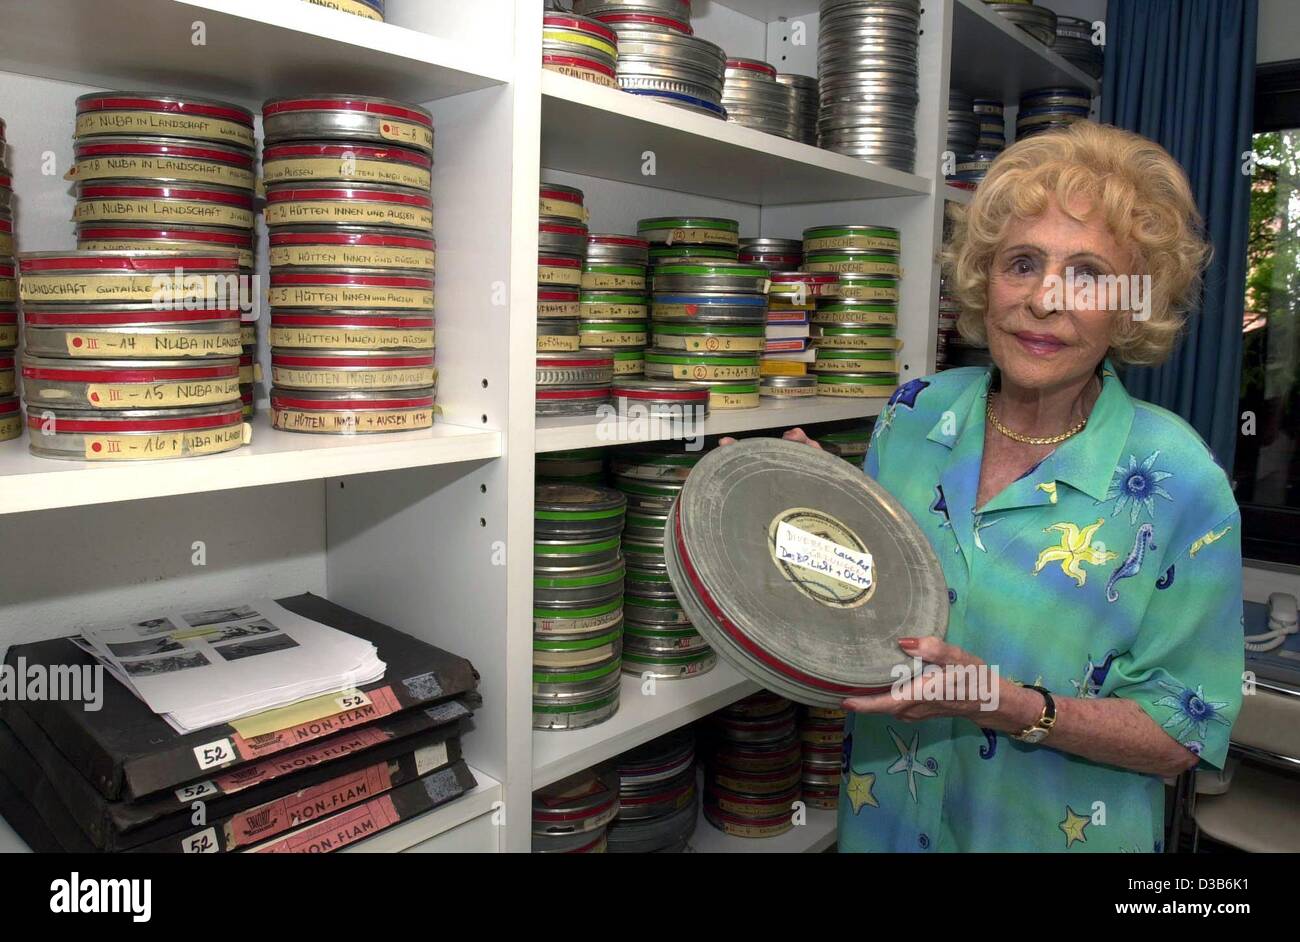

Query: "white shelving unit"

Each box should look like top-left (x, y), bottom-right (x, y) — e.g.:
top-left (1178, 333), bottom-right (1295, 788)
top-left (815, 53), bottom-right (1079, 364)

top-left (0, 0), bottom-right (1101, 854)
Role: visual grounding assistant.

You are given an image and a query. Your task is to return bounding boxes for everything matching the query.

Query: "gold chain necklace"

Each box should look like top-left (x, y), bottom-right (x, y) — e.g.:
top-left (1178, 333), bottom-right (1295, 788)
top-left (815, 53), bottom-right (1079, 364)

top-left (986, 395), bottom-right (1088, 446)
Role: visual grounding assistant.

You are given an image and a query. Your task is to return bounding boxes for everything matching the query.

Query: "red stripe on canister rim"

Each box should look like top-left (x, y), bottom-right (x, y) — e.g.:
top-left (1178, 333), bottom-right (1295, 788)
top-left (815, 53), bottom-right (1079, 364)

top-left (538, 255), bottom-right (581, 269)
top-left (77, 95), bottom-right (253, 126)
top-left (589, 235), bottom-right (649, 250)
top-left (23, 308), bottom-right (240, 326)
top-left (23, 361), bottom-right (238, 382)
top-left (536, 388), bottom-right (609, 401)
top-left (272, 352), bottom-right (434, 368)
top-left (0, 309), bottom-right (16, 324)
top-left (614, 386), bottom-right (708, 402)
top-left (532, 794), bottom-right (618, 824)
top-left (271, 392), bottom-right (435, 410)
top-left (0, 261), bottom-right (13, 278)
top-left (0, 353), bottom-right (13, 368)
top-left (19, 253), bottom-right (241, 273)
top-left (271, 312), bottom-right (433, 329)
top-left (0, 398), bottom-right (18, 415)
top-left (590, 12), bottom-right (693, 34)
top-left (671, 508), bottom-right (891, 697)
top-left (265, 186), bottom-right (431, 207)
top-left (619, 781), bottom-right (693, 808)
top-left (27, 407), bottom-right (243, 434)
top-left (539, 186), bottom-right (585, 206)
top-left (263, 142), bottom-right (431, 168)
top-left (76, 225), bottom-right (251, 248)
top-left (727, 58), bottom-right (777, 77)
top-left (543, 13), bottom-right (618, 44)
top-left (538, 288), bottom-right (580, 301)
top-left (542, 53), bottom-right (616, 80)
top-left (0, 174), bottom-right (10, 189)
top-left (0, 217), bottom-right (11, 235)
top-left (270, 230), bottom-right (434, 250)
top-left (262, 98), bottom-right (433, 128)
top-left (269, 271), bottom-right (434, 290)
top-left (73, 139), bottom-right (255, 168)
top-left (76, 182), bottom-right (254, 208)
top-left (539, 220), bottom-right (588, 237)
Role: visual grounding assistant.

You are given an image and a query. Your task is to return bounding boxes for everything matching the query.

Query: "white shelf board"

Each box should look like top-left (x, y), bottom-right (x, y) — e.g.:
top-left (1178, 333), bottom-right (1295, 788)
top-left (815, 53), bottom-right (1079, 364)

top-left (689, 805), bottom-right (837, 853)
top-left (342, 766), bottom-right (501, 853)
top-left (535, 396), bottom-right (885, 453)
top-left (541, 71), bottom-right (930, 205)
top-left (951, 0), bottom-right (1101, 101)
top-left (0, 413), bottom-right (501, 516)
top-left (533, 660), bottom-right (759, 789)
top-left (0, 0), bottom-right (509, 107)
top-left (944, 184), bottom-right (975, 205)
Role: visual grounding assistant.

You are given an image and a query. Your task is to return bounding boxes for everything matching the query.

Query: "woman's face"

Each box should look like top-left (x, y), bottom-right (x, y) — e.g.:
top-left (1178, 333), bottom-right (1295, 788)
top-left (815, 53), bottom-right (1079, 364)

top-left (985, 198), bottom-right (1133, 392)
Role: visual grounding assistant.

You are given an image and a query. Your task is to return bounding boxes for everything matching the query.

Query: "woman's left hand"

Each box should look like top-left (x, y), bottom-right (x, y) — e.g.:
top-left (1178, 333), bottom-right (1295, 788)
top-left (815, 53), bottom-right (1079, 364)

top-left (842, 637), bottom-right (994, 721)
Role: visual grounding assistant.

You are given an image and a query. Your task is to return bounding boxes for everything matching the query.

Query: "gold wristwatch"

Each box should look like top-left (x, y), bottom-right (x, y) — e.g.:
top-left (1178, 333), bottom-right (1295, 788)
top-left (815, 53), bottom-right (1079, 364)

top-left (1013, 685), bottom-right (1057, 744)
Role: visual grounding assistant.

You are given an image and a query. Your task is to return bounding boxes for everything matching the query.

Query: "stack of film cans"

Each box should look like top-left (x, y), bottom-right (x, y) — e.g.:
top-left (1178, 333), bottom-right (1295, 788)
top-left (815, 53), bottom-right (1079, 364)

top-left (606, 728), bottom-right (699, 852)
top-left (17, 250), bottom-right (247, 461)
top-left (936, 274), bottom-right (960, 371)
top-left (815, 422), bottom-right (874, 464)
top-left (539, 184), bottom-right (615, 416)
top-left (803, 223), bottom-right (902, 399)
top-left (532, 767), bottom-right (620, 853)
top-left (1016, 86), bottom-right (1093, 141)
top-left (974, 98), bottom-right (1007, 154)
top-left (722, 58), bottom-right (799, 141)
top-left (578, 0), bottom-right (729, 118)
top-left (800, 706), bottom-right (847, 809)
top-left (303, 0), bottom-right (384, 19)
top-left (817, 0), bottom-right (921, 172)
top-left (703, 692), bottom-right (802, 839)
top-left (537, 447), bottom-right (607, 485)
top-left (642, 216), bottom-right (763, 411)
top-left (69, 91), bottom-right (258, 415)
top-left (262, 94), bottom-right (437, 434)
top-left (761, 270), bottom-right (822, 398)
top-left (946, 89), bottom-right (978, 166)
top-left (0, 117), bottom-right (15, 442)
top-left (1054, 15), bottom-right (1103, 79)
top-left (543, 10), bottom-right (620, 90)
top-left (776, 73), bottom-right (819, 146)
top-left (581, 233), bottom-right (650, 377)
top-left (533, 483), bottom-right (628, 731)
top-left (611, 443), bottom-right (715, 682)
top-left (983, 1), bottom-right (1058, 47)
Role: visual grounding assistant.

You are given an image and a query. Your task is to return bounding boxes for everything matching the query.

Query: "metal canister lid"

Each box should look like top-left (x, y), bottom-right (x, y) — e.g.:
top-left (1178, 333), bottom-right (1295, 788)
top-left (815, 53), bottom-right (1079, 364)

top-left (18, 248), bottom-right (240, 274)
top-left (611, 378), bottom-right (710, 407)
top-left (637, 216), bottom-right (739, 245)
top-left (536, 350), bottom-right (615, 386)
top-left (760, 375), bottom-right (817, 389)
top-left (650, 292), bottom-right (767, 323)
top-left (75, 92), bottom-right (255, 148)
top-left (74, 179), bottom-right (256, 213)
top-left (586, 234), bottom-right (650, 265)
top-left (652, 260), bottom-right (770, 294)
top-left (262, 95), bottom-right (434, 152)
top-left (532, 767), bottom-right (622, 836)
top-left (536, 386), bottom-right (611, 416)
top-left (664, 438), bottom-right (947, 706)
top-left (70, 136), bottom-right (257, 188)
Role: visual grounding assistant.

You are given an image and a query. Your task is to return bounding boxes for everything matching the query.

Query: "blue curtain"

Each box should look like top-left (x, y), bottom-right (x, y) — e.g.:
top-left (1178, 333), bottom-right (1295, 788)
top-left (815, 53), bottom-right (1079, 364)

top-left (1101, 0), bottom-right (1257, 469)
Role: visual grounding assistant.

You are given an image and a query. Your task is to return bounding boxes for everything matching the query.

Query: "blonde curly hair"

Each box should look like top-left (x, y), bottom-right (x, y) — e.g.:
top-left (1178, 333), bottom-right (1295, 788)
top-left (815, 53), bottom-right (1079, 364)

top-left (943, 122), bottom-right (1211, 366)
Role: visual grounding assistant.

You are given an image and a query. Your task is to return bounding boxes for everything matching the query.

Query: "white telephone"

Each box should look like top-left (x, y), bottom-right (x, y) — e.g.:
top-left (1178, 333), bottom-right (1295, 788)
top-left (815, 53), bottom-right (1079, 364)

top-left (1245, 592), bottom-right (1299, 652)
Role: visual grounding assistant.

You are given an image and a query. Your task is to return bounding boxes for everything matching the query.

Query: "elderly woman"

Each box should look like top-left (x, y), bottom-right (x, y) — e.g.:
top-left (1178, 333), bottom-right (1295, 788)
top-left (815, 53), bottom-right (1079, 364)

top-left (787, 122), bottom-right (1242, 852)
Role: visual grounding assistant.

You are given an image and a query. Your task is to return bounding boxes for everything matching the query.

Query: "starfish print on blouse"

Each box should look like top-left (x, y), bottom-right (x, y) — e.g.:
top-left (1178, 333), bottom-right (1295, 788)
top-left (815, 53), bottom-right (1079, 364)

top-left (886, 727), bottom-right (938, 802)
top-left (1032, 518), bottom-right (1118, 588)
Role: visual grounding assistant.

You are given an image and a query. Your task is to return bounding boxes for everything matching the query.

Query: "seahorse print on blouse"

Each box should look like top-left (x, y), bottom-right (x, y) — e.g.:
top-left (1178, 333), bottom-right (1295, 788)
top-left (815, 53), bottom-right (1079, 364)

top-left (1106, 523), bottom-right (1156, 603)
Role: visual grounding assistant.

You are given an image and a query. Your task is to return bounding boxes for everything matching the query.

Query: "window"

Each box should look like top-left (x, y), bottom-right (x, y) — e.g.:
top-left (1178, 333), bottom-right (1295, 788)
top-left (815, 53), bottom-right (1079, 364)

top-left (1236, 61), bottom-right (1300, 565)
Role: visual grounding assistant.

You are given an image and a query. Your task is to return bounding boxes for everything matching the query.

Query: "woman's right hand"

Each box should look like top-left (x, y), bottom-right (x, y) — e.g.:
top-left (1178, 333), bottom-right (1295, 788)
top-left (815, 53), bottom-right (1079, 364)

top-left (718, 428), bottom-right (823, 449)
